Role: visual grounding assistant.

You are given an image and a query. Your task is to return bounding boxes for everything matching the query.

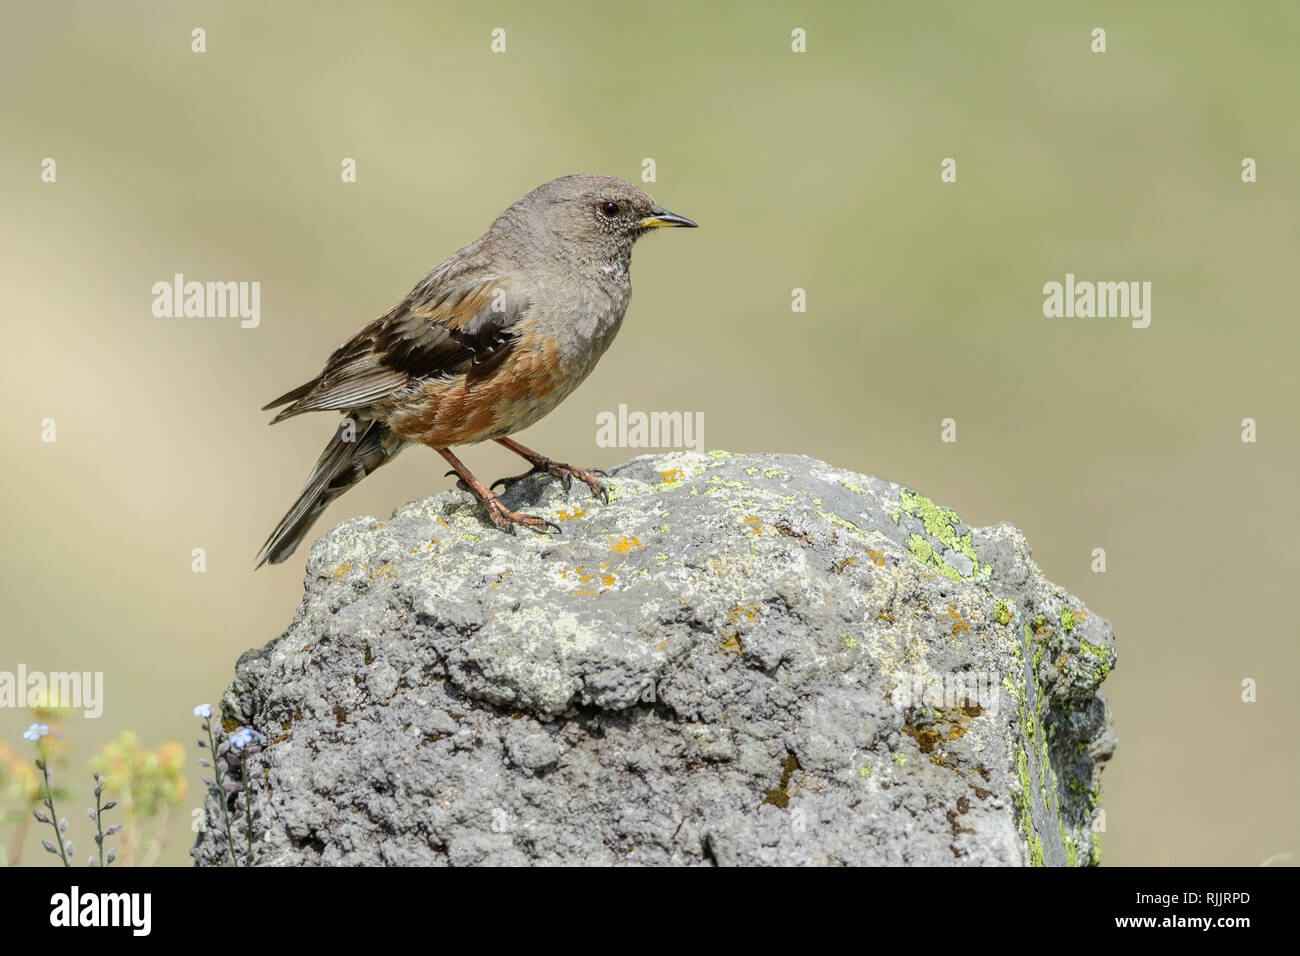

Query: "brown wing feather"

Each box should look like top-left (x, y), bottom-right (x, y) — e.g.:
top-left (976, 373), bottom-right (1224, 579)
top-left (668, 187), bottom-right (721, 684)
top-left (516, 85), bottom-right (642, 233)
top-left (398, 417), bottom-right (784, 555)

top-left (264, 256), bottom-right (528, 423)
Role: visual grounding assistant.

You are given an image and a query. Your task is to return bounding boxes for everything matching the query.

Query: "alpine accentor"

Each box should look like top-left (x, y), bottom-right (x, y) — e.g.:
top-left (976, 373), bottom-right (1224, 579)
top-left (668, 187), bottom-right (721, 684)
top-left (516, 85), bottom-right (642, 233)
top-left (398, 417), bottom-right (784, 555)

top-left (257, 173), bottom-right (696, 566)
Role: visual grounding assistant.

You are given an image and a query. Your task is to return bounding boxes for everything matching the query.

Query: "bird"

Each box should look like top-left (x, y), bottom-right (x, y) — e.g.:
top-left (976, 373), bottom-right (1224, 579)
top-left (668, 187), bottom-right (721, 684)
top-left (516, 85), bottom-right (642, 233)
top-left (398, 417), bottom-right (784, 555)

top-left (256, 173), bottom-right (697, 567)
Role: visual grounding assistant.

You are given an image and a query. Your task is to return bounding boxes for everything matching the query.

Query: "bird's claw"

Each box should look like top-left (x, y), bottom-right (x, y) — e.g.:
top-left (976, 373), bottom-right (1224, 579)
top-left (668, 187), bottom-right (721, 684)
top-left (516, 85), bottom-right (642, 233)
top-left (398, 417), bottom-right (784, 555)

top-left (490, 465), bottom-right (544, 492)
top-left (490, 459), bottom-right (608, 504)
top-left (483, 495), bottom-right (562, 536)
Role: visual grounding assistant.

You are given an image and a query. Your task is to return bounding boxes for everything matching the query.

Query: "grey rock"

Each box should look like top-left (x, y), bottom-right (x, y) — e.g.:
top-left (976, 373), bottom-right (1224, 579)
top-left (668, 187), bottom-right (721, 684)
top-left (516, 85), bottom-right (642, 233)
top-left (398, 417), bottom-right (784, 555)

top-left (194, 451), bottom-right (1116, 866)
top-left (502, 720), bottom-right (560, 771)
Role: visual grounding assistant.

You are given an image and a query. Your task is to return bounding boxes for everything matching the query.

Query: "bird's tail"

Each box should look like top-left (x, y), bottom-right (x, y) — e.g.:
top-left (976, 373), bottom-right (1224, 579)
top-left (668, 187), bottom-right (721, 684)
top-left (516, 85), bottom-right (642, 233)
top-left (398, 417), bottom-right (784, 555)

top-left (257, 418), bottom-right (405, 567)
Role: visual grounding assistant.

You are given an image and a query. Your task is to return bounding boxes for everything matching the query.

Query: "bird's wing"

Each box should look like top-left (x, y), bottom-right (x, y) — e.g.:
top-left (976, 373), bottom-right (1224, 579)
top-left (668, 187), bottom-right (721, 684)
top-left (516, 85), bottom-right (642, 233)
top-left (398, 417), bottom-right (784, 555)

top-left (263, 268), bottom-right (529, 422)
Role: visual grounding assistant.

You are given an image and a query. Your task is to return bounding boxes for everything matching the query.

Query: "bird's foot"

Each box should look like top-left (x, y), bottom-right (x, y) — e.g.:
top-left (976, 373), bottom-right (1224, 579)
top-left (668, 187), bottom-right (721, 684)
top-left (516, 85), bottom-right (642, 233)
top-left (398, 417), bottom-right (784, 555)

top-left (445, 469), bottom-right (559, 534)
top-left (443, 470), bottom-right (472, 494)
top-left (483, 494), bottom-right (561, 536)
top-left (490, 459), bottom-right (609, 504)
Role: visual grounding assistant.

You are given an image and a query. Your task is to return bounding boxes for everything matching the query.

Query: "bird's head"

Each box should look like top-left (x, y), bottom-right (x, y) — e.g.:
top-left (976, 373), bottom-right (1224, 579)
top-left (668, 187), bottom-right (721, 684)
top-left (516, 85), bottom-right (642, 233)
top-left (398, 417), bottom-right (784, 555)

top-left (496, 173), bottom-right (697, 270)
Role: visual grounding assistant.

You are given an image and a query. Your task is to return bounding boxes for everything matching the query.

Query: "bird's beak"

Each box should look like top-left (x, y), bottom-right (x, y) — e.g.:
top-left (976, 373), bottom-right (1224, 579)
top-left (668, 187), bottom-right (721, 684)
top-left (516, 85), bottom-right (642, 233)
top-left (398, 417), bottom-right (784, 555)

top-left (637, 205), bottom-right (698, 229)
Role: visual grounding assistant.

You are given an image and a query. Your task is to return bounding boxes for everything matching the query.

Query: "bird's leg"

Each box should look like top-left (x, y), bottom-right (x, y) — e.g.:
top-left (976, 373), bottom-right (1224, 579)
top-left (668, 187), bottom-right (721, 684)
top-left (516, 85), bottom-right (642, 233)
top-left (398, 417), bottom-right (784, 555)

top-left (490, 437), bottom-right (609, 504)
top-left (437, 447), bottom-right (560, 535)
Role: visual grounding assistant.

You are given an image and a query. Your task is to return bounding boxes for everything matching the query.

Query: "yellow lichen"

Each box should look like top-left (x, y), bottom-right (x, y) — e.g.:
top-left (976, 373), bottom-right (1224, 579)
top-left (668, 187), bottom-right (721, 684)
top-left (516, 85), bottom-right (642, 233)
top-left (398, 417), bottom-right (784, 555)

top-left (606, 535), bottom-right (645, 554)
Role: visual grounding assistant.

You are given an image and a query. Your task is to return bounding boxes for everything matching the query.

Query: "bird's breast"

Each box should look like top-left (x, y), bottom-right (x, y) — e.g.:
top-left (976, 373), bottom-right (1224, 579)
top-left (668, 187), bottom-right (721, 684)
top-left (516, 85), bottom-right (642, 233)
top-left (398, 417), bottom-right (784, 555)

top-left (532, 274), bottom-right (630, 375)
top-left (384, 279), bottom-right (630, 448)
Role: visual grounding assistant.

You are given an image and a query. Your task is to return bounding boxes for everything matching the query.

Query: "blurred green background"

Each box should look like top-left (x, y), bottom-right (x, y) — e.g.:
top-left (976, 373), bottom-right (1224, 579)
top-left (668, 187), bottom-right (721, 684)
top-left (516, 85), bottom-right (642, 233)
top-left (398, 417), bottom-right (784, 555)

top-left (2, 0), bottom-right (1297, 866)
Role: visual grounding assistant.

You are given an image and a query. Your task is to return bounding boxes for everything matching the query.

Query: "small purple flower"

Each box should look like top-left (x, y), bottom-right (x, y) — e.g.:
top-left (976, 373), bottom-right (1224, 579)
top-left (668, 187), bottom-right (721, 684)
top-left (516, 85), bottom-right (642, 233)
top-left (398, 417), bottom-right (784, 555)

top-left (193, 704), bottom-right (213, 719)
top-left (228, 727), bottom-right (266, 749)
top-left (22, 723), bottom-right (49, 741)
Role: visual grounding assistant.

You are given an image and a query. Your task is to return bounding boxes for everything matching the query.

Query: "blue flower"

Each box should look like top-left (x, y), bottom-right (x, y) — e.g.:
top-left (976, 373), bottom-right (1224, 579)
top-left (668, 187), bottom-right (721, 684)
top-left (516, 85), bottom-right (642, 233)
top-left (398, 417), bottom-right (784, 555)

top-left (22, 723), bottom-right (49, 741)
top-left (193, 704), bottom-right (213, 719)
top-left (228, 727), bottom-right (266, 749)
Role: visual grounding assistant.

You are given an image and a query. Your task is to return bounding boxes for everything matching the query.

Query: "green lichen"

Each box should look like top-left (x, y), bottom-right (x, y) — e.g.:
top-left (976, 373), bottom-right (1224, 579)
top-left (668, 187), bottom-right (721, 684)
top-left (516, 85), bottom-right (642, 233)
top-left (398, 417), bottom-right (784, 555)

top-left (1078, 639), bottom-right (1113, 680)
top-left (1002, 674), bottom-right (1021, 702)
top-left (906, 534), bottom-right (962, 583)
top-left (994, 599), bottom-right (1012, 625)
top-left (899, 491), bottom-right (979, 564)
top-left (1061, 608), bottom-right (1076, 631)
top-left (897, 490), bottom-right (985, 580)
top-left (1027, 831), bottom-right (1044, 867)
top-left (1007, 608), bottom-right (1100, 868)
top-left (1061, 820), bottom-right (1079, 867)
top-left (825, 513), bottom-right (866, 537)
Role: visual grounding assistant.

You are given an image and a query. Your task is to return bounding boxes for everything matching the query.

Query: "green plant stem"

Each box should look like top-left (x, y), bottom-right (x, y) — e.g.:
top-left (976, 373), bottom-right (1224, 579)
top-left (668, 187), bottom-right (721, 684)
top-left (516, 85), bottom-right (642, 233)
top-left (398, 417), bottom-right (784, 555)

top-left (241, 757), bottom-right (253, 866)
top-left (37, 749), bottom-right (69, 867)
top-left (93, 786), bottom-right (105, 866)
top-left (207, 723), bottom-right (239, 866)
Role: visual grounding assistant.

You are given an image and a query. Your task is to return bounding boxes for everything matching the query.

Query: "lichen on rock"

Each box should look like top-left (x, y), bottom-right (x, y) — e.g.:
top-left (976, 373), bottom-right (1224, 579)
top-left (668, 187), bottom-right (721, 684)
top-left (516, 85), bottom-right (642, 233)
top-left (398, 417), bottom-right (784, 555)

top-left (193, 451), bottom-right (1116, 866)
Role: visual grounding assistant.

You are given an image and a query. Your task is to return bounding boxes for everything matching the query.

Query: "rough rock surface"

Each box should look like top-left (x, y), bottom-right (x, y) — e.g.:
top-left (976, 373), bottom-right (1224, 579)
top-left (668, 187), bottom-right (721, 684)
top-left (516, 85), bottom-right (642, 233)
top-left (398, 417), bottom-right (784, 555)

top-left (194, 451), bottom-right (1117, 866)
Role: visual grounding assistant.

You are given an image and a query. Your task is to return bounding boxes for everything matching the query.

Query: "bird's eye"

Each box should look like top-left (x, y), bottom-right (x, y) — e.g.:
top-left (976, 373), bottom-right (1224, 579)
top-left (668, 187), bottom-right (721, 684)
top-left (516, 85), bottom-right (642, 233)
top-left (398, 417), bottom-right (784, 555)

top-left (599, 201), bottom-right (621, 218)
